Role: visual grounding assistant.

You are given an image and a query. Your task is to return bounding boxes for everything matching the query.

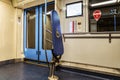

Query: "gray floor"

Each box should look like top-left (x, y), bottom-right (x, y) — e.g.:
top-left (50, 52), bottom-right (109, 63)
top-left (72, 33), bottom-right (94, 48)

top-left (0, 63), bottom-right (110, 80)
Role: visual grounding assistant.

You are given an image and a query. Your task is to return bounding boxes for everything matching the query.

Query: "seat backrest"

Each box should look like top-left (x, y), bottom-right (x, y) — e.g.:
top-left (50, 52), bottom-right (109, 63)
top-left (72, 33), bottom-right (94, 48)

top-left (50, 10), bottom-right (64, 56)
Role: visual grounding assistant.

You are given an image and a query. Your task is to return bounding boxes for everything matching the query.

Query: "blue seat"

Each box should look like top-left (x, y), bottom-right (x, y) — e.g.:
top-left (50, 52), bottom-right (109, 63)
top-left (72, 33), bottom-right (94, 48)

top-left (50, 10), bottom-right (64, 57)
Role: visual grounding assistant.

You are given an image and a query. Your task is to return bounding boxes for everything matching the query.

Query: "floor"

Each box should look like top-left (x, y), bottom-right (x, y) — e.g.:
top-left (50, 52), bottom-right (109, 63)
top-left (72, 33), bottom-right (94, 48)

top-left (0, 63), bottom-right (117, 80)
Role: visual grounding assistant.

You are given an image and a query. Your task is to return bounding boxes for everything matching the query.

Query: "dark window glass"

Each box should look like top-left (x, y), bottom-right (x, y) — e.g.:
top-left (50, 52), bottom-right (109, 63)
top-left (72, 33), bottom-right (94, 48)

top-left (90, 5), bottom-right (120, 32)
top-left (26, 8), bottom-right (36, 48)
top-left (116, 15), bottom-right (120, 31)
top-left (42, 4), bottom-right (54, 49)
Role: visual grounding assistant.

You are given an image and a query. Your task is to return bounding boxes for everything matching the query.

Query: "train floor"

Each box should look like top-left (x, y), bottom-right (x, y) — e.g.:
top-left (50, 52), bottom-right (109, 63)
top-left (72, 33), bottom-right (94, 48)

top-left (0, 63), bottom-right (118, 80)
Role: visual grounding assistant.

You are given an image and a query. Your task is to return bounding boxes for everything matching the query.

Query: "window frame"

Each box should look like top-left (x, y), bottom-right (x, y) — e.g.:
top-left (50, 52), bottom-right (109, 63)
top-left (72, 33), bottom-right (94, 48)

top-left (66, 1), bottom-right (83, 18)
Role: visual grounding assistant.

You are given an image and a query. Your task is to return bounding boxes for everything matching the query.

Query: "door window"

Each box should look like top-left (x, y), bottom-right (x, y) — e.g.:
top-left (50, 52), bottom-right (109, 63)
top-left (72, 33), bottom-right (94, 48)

top-left (26, 8), bottom-right (36, 48)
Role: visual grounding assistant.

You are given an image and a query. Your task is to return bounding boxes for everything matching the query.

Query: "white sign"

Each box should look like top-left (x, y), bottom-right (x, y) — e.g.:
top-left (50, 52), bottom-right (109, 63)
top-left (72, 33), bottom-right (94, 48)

top-left (66, 2), bottom-right (83, 18)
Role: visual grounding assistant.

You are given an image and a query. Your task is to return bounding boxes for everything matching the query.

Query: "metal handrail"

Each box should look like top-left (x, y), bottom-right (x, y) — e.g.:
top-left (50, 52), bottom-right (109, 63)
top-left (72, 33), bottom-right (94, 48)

top-left (63, 32), bottom-right (120, 35)
top-left (62, 32), bottom-right (120, 43)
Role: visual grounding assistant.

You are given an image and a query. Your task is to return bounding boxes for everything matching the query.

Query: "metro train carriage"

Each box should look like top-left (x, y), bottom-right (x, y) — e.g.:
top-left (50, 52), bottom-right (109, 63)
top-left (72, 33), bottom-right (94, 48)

top-left (0, 0), bottom-right (120, 80)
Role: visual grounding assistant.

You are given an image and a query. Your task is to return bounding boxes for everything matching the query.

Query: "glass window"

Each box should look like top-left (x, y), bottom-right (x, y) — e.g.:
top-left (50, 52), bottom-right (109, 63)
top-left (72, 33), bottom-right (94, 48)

top-left (26, 8), bottom-right (36, 48)
top-left (89, 5), bottom-right (120, 32)
top-left (42, 4), bottom-right (54, 49)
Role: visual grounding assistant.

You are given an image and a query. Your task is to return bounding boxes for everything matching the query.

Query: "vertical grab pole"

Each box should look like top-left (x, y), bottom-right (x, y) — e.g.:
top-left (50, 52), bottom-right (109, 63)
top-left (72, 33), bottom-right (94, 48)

top-left (44, 0), bottom-right (47, 50)
top-left (45, 0), bottom-right (47, 25)
top-left (44, 0), bottom-right (47, 57)
top-left (44, 0), bottom-right (49, 64)
top-left (114, 15), bottom-right (117, 31)
top-left (44, 1), bottom-right (58, 80)
top-left (44, 0), bottom-right (50, 67)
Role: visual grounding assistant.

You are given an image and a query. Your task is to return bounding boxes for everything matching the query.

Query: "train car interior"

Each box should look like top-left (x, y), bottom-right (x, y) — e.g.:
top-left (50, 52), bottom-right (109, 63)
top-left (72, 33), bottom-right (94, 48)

top-left (0, 0), bottom-right (120, 80)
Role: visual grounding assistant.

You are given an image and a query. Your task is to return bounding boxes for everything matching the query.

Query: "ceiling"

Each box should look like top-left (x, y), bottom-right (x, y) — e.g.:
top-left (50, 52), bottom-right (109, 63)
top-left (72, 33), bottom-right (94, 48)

top-left (12, 0), bottom-right (54, 9)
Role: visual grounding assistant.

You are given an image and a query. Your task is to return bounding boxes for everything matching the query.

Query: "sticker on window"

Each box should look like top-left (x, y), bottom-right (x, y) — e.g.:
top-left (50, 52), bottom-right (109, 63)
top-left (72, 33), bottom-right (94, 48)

top-left (93, 10), bottom-right (102, 21)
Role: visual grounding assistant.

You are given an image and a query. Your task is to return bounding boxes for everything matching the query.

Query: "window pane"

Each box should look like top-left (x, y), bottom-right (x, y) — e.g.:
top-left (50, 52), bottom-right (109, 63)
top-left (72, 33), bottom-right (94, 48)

top-left (42, 4), bottom-right (54, 49)
top-left (97, 16), bottom-right (114, 31)
top-left (26, 8), bottom-right (36, 48)
top-left (90, 5), bottom-right (120, 32)
top-left (116, 15), bottom-right (120, 31)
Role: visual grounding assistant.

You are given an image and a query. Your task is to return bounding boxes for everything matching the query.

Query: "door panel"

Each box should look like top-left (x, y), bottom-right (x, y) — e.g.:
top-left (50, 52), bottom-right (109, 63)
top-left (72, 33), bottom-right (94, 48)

top-left (39, 5), bottom-right (54, 62)
top-left (24, 7), bottom-right (39, 60)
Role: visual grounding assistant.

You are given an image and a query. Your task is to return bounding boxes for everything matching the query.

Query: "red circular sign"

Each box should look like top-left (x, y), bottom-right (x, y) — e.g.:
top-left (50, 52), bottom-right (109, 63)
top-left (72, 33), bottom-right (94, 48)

top-left (93, 10), bottom-right (102, 21)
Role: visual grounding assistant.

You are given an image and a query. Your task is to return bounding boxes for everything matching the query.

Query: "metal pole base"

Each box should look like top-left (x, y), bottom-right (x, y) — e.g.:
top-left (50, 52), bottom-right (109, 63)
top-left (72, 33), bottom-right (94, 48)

top-left (48, 75), bottom-right (59, 80)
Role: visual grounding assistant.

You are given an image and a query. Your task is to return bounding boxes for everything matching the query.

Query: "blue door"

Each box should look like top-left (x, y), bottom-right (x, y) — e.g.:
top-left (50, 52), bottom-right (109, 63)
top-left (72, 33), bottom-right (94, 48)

top-left (24, 2), bottom-right (54, 62)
